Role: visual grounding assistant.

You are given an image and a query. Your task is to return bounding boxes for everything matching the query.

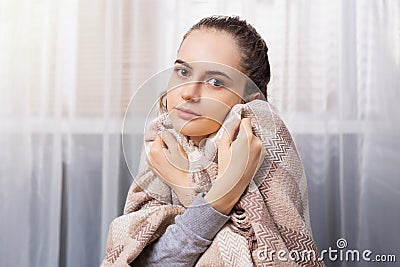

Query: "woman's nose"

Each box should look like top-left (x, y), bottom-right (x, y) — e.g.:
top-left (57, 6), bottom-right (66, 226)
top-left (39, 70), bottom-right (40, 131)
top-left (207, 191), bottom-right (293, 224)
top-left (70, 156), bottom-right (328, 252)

top-left (181, 82), bottom-right (202, 102)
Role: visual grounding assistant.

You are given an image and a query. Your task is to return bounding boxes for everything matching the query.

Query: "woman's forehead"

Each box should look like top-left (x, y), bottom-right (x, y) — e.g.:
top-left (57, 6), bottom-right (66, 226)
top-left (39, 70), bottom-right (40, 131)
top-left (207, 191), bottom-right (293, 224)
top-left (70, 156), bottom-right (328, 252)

top-left (178, 29), bottom-right (242, 71)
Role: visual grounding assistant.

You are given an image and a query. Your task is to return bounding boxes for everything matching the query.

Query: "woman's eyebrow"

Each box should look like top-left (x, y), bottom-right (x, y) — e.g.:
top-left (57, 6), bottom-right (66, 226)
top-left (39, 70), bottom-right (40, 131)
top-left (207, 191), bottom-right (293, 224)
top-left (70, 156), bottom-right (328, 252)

top-left (174, 59), bottom-right (193, 70)
top-left (205, 70), bottom-right (232, 81)
top-left (174, 59), bottom-right (232, 81)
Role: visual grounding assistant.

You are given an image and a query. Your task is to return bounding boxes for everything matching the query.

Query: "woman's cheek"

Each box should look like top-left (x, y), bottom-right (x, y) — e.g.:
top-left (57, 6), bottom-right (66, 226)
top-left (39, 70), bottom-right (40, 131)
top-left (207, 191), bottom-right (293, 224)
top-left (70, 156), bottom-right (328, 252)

top-left (166, 93), bottom-right (176, 113)
top-left (204, 101), bottom-right (231, 124)
top-left (185, 118), bottom-right (221, 136)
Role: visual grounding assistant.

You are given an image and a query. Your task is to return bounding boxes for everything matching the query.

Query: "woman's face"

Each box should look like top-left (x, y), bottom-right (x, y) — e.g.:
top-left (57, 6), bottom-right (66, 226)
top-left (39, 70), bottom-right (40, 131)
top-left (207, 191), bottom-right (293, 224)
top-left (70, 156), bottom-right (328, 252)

top-left (167, 29), bottom-right (246, 142)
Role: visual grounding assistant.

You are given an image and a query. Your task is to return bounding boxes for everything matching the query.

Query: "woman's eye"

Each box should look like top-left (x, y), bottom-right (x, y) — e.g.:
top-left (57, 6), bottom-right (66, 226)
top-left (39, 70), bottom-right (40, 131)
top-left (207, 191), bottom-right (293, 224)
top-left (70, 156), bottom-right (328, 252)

top-left (174, 67), bottom-right (190, 78)
top-left (206, 78), bottom-right (224, 88)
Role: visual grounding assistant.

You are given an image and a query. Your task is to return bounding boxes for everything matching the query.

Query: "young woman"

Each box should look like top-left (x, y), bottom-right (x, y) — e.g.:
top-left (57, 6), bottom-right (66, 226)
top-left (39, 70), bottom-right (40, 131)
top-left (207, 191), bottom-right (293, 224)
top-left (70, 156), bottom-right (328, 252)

top-left (102, 16), bottom-right (324, 267)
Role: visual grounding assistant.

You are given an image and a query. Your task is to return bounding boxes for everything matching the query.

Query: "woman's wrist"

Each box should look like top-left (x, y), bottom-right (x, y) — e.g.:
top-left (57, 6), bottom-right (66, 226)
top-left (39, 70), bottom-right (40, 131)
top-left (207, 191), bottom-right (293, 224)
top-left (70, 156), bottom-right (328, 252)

top-left (204, 177), bottom-right (239, 215)
top-left (171, 184), bottom-right (195, 207)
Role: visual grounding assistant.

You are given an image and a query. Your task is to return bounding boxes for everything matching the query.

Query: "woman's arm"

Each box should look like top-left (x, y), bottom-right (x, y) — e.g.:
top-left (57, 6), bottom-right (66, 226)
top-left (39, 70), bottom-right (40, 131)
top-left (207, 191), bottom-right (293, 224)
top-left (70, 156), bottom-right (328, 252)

top-left (131, 193), bottom-right (229, 266)
top-left (205, 118), bottom-right (263, 214)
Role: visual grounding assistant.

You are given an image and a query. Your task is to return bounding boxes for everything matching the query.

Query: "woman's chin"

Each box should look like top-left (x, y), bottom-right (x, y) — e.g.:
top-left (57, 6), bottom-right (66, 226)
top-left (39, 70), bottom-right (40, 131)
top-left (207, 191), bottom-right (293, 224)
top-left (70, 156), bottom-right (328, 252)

top-left (172, 119), bottom-right (221, 138)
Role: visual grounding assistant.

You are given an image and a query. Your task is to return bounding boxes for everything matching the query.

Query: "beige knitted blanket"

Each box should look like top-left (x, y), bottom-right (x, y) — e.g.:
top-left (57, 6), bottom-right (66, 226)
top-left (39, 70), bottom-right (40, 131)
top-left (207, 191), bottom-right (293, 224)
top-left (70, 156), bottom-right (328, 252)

top-left (102, 100), bottom-right (325, 266)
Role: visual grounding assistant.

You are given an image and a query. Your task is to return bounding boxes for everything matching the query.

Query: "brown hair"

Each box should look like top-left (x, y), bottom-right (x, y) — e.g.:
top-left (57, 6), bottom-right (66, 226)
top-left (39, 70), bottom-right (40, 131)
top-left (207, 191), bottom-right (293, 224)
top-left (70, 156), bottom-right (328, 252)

top-left (160, 15), bottom-right (271, 111)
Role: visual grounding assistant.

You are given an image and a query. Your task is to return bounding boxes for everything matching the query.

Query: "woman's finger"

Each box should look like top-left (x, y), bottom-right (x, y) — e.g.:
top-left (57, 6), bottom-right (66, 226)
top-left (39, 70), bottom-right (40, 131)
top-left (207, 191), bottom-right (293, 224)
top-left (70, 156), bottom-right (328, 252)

top-left (160, 130), bottom-right (177, 149)
top-left (161, 130), bottom-right (188, 160)
top-left (219, 116), bottom-right (241, 148)
top-left (148, 135), bottom-right (165, 165)
top-left (152, 135), bottom-right (164, 153)
top-left (236, 118), bottom-right (253, 141)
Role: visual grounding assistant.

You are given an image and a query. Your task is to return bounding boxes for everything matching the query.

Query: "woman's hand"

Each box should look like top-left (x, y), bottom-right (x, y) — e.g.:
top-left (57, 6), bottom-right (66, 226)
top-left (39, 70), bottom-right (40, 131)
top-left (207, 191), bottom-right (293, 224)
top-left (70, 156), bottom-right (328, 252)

top-left (204, 118), bottom-right (264, 215)
top-left (147, 131), bottom-right (193, 206)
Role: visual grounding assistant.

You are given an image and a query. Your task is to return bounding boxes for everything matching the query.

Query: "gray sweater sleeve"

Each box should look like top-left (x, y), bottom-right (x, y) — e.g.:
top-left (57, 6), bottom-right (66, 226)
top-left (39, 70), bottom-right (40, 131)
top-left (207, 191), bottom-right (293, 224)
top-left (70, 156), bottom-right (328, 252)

top-left (131, 193), bottom-right (230, 267)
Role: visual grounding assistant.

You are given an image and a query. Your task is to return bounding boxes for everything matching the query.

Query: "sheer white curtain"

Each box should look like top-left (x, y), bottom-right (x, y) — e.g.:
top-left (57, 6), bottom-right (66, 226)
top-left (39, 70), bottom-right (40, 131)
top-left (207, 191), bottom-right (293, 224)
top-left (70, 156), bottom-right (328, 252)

top-left (0, 0), bottom-right (399, 266)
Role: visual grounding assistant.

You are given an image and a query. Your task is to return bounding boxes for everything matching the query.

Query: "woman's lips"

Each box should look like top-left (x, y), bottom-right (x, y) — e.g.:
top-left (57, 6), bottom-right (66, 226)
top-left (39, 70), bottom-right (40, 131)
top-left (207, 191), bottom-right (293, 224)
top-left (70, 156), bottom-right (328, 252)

top-left (175, 108), bottom-right (201, 120)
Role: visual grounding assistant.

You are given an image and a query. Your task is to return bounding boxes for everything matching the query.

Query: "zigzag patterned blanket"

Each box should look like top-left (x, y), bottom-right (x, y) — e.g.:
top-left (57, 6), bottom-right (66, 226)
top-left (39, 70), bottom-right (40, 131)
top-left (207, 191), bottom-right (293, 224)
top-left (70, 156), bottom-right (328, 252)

top-left (102, 100), bottom-right (325, 266)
